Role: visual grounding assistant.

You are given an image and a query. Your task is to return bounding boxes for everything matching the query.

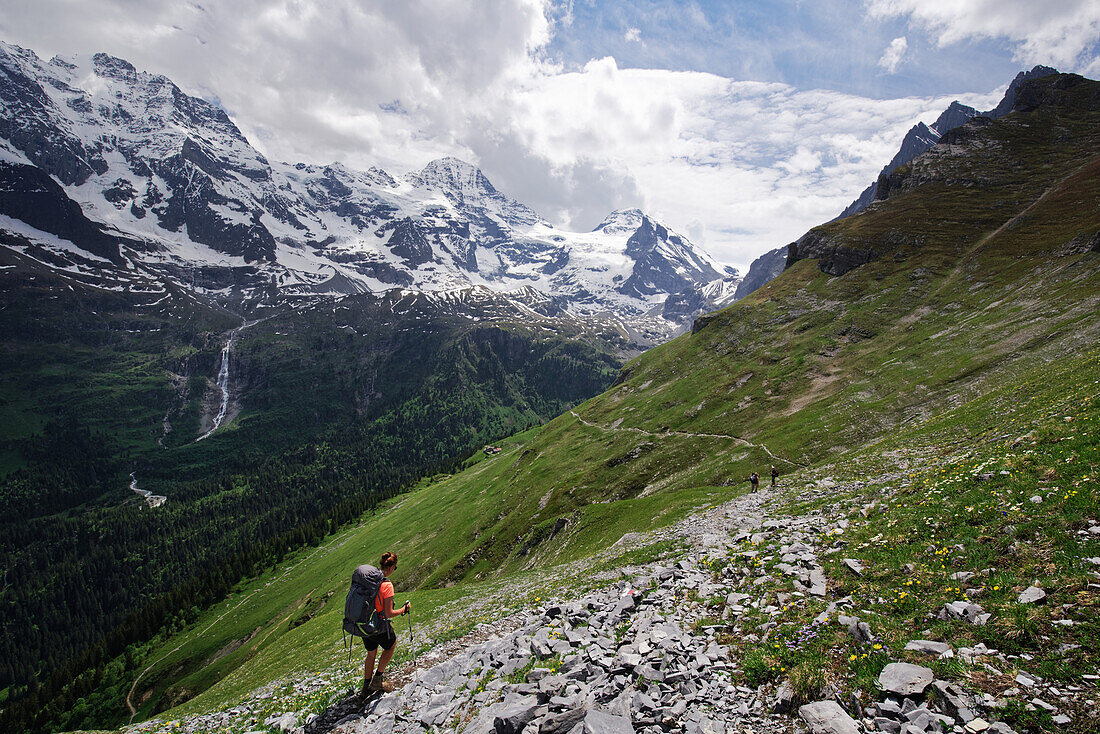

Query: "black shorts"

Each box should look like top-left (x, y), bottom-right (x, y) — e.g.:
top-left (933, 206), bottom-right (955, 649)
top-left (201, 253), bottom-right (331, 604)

top-left (362, 624), bottom-right (396, 652)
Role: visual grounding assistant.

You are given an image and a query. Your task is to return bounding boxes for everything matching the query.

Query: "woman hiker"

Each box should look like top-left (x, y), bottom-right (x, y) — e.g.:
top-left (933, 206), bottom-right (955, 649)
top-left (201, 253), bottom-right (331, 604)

top-left (362, 551), bottom-right (411, 695)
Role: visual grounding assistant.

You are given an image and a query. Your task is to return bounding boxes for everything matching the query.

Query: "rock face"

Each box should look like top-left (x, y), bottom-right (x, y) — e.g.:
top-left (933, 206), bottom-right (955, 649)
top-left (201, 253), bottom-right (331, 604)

top-left (732, 245), bottom-right (787, 299)
top-left (0, 42), bottom-right (740, 341)
top-left (988, 65), bottom-right (1061, 118)
top-left (904, 640), bottom-right (953, 658)
top-left (0, 160), bottom-right (124, 263)
top-left (619, 214), bottom-right (727, 299)
top-left (787, 229), bottom-right (876, 278)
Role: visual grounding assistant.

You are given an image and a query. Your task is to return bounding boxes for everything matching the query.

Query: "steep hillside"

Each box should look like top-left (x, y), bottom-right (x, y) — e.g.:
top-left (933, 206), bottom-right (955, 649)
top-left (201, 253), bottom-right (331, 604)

top-left (89, 73), bottom-right (1100, 734)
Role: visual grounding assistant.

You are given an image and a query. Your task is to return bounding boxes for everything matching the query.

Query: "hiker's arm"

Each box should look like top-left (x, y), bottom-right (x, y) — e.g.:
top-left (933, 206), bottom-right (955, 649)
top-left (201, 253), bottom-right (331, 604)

top-left (382, 595), bottom-right (410, 619)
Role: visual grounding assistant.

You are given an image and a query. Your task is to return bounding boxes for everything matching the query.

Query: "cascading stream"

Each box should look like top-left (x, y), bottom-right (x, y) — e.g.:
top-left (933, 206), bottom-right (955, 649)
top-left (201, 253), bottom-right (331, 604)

top-left (196, 324), bottom-right (247, 441)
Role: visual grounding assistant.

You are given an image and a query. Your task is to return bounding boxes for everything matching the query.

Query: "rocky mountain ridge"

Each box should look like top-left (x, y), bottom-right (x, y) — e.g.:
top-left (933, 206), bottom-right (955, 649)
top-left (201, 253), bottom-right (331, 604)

top-left (833, 66), bottom-right (1059, 223)
top-left (787, 72), bottom-right (1097, 277)
top-left (0, 42), bottom-right (739, 346)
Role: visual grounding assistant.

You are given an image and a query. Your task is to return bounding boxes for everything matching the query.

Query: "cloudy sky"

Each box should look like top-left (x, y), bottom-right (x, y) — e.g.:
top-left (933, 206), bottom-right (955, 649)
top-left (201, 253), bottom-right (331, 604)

top-left (3, 1), bottom-right (1099, 270)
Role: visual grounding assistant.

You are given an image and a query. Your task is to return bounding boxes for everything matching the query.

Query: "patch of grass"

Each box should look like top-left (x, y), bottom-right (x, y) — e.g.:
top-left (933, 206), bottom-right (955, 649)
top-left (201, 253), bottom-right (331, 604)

top-left (789, 662), bottom-right (826, 702)
top-left (742, 647), bottom-right (781, 688)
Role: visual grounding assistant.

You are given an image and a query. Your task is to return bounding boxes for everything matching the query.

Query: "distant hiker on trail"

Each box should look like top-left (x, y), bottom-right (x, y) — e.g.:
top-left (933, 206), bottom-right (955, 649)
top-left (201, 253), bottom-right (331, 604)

top-left (750, 472), bottom-right (759, 492)
top-left (346, 552), bottom-right (410, 696)
top-left (771, 466), bottom-right (779, 486)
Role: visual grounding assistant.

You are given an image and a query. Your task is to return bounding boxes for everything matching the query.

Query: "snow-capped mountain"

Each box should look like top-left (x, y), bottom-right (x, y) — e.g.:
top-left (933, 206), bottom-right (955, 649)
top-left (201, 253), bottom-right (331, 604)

top-left (0, 42), bottom-right (739, 343)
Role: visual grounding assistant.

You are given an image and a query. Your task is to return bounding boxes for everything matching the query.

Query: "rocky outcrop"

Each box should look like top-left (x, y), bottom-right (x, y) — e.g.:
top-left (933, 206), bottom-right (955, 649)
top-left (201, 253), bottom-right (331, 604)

top-left (834, 66), bottom-right (1061, 223)
top-left (988, 65), bottom-right (1060, 119)
top-left (834, 104), bottom-right (977, 222)
top-left (787, 230), bottom-right (875, 277)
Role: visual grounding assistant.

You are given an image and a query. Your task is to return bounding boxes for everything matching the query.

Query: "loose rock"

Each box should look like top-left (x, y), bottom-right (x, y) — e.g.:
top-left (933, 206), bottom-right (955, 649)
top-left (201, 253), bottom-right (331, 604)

top-left (878, 663), bottom-right (935, 697)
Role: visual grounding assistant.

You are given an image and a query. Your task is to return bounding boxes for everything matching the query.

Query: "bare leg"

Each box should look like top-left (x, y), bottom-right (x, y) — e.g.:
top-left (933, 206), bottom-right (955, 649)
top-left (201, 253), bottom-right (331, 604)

top-left (364, 649), bottom-right (377, 683)
top-left (376, 644), bottom-right (396, 674)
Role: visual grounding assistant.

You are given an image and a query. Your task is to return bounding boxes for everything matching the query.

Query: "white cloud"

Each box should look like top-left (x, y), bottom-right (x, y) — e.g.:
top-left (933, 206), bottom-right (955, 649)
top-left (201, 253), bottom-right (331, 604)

top-left (625, 26), bottom-right (641, 43)
top-left (497, 60), bottom-right (987, 268)
top-left (866, 0), bottom-right (1100, 71)
top-left (878, 36), bottom-right (908, 73)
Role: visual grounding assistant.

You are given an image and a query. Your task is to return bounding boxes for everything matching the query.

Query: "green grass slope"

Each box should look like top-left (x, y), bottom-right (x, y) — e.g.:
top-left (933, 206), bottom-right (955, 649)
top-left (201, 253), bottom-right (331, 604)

top-left (119, 73), bottom-right (1100, 727)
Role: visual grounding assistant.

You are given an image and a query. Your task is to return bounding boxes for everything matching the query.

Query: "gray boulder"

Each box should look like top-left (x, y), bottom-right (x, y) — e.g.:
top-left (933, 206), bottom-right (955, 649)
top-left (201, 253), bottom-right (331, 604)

top-left (842, 559), bottom-right (864, 576)
top-left (539, 706), bottom-right (587, 734)
top-left (904, 640), bottom-right (953, 658)
top-left (875, 717), bottom-right (901, 733)
top-left (773, 680), bottom-right (795, 714)
top-left (571, 709), bottom-right (633, 734)
top-left (940, 601), bottom-right (990, 625)
top-left (878, 663), bottom-right (934, 696)
top-left (273, 712), bottom-right (299, 732)
top-left (798, 701), bottom-right (860, 734)
top-left (809, 569), bottom-right (828, 596)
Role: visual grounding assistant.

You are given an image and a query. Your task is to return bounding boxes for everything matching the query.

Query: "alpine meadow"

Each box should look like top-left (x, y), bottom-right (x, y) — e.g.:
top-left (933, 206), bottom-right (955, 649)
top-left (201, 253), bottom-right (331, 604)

top-left (1, 7), bottom-right (1099, 734)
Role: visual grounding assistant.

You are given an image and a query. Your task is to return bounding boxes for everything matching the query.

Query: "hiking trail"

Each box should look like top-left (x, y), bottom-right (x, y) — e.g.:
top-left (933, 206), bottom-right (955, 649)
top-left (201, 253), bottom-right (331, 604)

top-left (569, 410), bottom-right (805, 467)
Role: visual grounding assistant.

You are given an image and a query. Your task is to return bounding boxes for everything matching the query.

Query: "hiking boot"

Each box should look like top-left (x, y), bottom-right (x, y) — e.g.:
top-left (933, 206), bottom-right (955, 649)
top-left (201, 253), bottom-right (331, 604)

top-left (368, 672), bottom-right (394, 693)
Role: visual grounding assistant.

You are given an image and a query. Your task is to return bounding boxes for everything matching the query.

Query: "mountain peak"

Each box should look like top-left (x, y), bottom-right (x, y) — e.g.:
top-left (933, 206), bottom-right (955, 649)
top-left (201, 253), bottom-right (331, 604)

top-left (987, 65), bottom-right (1060, 119)
top-left (406, 156), bottom-right (545, 227)
top-left (91, 52), bottom-right (138, 83)
top-left (409, 157), bottom-right (493, 193)
top-left (832, 66), bottom-right (1058, 223)
top-left (594, 208), bottom-right (645, 234)
top-left (931, 101), bottom-right (979, 136)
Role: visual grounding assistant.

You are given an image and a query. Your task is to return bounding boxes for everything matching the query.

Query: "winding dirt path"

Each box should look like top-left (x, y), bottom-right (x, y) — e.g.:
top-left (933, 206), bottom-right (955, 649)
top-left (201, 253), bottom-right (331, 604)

top-left (568, 410), bottom-right (805, 466)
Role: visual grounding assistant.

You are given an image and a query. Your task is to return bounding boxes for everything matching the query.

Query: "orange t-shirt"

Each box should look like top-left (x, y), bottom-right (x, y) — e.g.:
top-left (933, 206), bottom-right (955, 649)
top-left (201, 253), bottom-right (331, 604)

top-left (374, 580), bottom-right (394, 613)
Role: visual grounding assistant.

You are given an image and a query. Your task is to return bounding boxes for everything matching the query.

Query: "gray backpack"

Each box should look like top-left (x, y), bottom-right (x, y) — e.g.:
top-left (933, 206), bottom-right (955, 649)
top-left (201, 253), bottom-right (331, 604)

top-left (342, 564), bottom-right (387, 639)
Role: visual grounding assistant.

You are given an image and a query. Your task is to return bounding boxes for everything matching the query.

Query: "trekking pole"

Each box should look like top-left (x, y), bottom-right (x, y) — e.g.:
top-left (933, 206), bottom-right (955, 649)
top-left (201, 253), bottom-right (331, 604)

top-left (406, 607), bottom-right (417, 668)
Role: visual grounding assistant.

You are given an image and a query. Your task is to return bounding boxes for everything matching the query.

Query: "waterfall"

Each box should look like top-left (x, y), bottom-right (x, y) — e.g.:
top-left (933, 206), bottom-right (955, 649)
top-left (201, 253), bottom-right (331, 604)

top-left (197, 329), bottom-right (238, 441)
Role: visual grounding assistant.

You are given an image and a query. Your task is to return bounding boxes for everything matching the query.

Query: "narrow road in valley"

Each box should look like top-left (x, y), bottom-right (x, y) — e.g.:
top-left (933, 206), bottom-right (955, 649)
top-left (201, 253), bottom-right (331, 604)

top-left (568, 410), bottom-right (805, 467)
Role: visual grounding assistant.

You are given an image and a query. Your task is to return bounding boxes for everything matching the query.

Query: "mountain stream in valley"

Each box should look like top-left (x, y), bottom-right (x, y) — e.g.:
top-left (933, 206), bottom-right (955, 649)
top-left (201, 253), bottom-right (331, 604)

top-left (129, 472), bottom-right (166, 508)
